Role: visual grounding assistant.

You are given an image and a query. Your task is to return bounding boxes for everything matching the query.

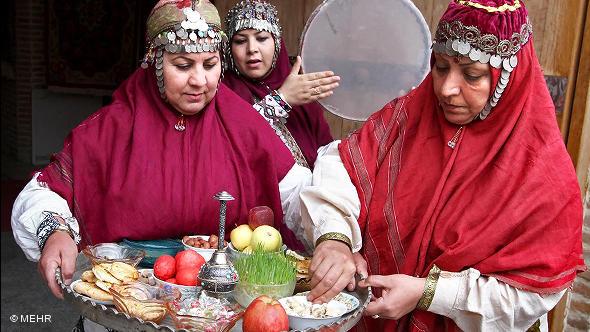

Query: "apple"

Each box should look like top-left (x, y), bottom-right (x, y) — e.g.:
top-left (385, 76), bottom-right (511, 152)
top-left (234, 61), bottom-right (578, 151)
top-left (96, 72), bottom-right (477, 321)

top-left (153, 255), bottom-right (176, 280)
top-left (248, 206), bottom-right (274, 230)
top-left (230, 224), bottom-right (253, 251)
top-left (242, 295), bottom-right (289, 332)
top-left (250, 225), bottom-right (282, 252)
top-left (176, 268), bottom-right (200, 286)
top-left (175, 249), bottom-right (206, 272)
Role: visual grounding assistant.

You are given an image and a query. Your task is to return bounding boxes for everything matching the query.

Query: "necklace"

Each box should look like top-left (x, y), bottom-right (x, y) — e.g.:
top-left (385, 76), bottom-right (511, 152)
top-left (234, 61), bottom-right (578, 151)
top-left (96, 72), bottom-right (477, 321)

top-left (174, 114), bottom-right (186, 132)
top-left (447, 126), bottom-right (463, 149)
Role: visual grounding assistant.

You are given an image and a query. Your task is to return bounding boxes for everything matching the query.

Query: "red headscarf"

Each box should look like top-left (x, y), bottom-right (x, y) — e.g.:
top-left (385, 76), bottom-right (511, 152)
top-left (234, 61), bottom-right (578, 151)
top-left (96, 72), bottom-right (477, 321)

top-left (38, 67), bottom-right (304, 250)
top-left (339, 1), bottom-right (585, 330)
top-left (223, 40), bottom-right (334, 168)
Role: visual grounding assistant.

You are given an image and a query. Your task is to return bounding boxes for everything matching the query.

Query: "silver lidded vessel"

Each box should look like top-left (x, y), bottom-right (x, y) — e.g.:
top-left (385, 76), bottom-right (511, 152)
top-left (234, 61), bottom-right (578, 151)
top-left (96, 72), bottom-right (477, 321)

top-left (198, 191), bottom-right (239, 297)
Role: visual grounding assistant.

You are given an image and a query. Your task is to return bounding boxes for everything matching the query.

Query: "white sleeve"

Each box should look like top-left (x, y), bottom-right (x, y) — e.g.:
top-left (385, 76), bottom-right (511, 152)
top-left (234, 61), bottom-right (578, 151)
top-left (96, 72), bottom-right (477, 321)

top-left (300, 141), bottom-right (362, 252)
top-left (279, 164), bottom-right (313, 252)
top-left (429, 268), bottom-right (566, 332)
top-left (11, 172), bottom-right (78, 262)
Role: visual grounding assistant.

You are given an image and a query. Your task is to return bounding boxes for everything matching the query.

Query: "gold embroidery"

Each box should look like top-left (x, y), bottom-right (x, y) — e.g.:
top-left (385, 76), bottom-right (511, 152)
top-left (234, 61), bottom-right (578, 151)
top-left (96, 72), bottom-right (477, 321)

top-left (456, 0), bottom-right (521, 13)
top-left (315, 232), bottom-right (352, 250)
top-left (416, 265), bottom-right (441, 310)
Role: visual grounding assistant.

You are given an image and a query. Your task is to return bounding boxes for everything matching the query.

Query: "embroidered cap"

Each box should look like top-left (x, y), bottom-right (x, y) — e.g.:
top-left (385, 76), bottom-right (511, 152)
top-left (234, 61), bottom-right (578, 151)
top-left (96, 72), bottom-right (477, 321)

top-left (224, 0), bottom-right (282, 74)
top-left (141, 0), bottom-right (226, 97)
top-left (433, 0), bottom-right (533, 120)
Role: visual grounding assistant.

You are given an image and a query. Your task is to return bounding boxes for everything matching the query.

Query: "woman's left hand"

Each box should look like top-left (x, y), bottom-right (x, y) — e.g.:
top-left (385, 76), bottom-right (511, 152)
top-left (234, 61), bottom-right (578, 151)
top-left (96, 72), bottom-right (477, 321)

top-left (278, 56), bottom-right (340, 106)
top-left (358, 274), bottom-right (426, 320)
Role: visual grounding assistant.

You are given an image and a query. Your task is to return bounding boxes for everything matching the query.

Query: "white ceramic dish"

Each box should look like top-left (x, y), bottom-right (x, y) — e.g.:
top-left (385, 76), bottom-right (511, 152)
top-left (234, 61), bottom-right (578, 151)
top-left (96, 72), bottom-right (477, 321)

top-left (70, 279), bottom-right (114, 305)
top-left (278, 292), bottom-right (360, 330)
top-left (182, 235), bottom-right (215, 262)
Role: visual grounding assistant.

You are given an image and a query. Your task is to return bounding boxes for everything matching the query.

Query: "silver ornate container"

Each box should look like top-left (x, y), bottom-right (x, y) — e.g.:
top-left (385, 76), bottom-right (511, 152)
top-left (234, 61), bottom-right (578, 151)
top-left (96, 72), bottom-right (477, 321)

top-left (198, 191), bottom-right (239, 296)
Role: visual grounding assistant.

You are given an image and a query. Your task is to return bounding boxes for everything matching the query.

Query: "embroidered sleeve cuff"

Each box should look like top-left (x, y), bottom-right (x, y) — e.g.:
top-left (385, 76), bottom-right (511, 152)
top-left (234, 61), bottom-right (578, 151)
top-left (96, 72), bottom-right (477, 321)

top-left (417, 265), bottom-right (441, 311)
top-left (36, 211), bottom-right (81, 251)
top-left (315, 232), bottom-right (352, 250)
top-left (428, 269), bottom-right (469, 317)
top-left (313, 218), bottom-right (354, 250)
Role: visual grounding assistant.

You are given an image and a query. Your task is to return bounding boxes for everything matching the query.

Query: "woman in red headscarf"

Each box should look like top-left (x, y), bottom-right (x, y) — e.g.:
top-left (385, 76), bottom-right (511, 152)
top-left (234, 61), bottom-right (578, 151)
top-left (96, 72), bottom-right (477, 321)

top-left (11, 0), bottom-right (311, 309)
top-left (222, 0), bottom-right (338, 169)
top-left (303, 0), bottom-right (586, 331)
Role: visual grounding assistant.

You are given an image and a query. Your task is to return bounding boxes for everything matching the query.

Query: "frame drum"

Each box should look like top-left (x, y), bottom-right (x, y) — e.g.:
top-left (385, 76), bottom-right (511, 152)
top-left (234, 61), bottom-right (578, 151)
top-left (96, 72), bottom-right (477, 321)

top-left (300, 0), bottom-right (431, 121)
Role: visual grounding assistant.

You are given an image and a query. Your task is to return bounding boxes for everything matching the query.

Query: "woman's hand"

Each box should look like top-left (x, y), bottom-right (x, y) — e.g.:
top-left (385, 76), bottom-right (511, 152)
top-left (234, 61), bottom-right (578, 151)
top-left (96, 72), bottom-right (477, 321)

top-left (307, 240), bottom-right (356, 304)
top-left (278, 56), bottom-right (340, 106)
top-left (358, 274), bottom-right (426, 320)
top-left (37, 231), bottom-right (78, 299)
top-left (346, 252), bottom-right (369, 291)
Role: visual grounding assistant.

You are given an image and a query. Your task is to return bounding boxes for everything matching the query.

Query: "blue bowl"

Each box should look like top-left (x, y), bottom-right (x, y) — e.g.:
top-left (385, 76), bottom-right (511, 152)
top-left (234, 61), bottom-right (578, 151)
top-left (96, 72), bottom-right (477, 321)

top-left (121, 239), bottom-right (184, 268)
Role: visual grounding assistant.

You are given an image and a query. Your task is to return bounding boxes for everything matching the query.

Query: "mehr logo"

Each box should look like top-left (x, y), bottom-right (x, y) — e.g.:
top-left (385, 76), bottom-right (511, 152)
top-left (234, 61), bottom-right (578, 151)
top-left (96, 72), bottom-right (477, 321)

top-left (9, 314), bottom-right (52, 323)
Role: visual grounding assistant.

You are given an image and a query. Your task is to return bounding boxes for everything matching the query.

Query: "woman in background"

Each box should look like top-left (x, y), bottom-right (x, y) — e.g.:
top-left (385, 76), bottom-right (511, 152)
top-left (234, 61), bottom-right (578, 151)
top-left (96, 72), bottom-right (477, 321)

top-left (223, 0), bottom-right (339, 168)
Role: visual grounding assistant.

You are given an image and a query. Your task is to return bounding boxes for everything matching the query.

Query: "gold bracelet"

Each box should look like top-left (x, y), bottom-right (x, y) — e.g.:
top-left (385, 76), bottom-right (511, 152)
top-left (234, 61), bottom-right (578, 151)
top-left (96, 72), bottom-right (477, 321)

top-left (315, 232), bottom-right (352, 250)
top-left (416, 264), bottom-right (441, 311)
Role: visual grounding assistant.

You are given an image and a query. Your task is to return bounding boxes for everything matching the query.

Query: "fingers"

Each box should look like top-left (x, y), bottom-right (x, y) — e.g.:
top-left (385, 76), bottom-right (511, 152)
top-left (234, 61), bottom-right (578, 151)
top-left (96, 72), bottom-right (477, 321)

top-left (353, 253), bottom-right (368, 280)
top-left (40, 259), bottom-right (64, 299)
top-left (290, 56), bottom-right (302, 75)
top-left (307, 241), bottom-right (355, 303)
top-left (364, 297), bottom-right (387, 316)
top-left (358, 274), bottom-right (389, 289)
top-left (60, 250), bottom-right (76, 285)
top-left (310, 263), bottom-right (355, 304)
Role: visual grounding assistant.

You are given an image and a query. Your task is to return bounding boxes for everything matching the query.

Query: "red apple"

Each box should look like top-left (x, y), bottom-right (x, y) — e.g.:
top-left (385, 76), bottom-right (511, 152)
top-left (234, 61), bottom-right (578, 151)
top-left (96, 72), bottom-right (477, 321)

top-left (242, 295), bottom-right (289, 332)
top-left (175, 268), bottom-right (200, 286)
top-left (153, 255), bottom-right (176, 280)
top-left (175, 249), bottom-right (205, 272)
top-left (248, 206), bottom-right (274, 230)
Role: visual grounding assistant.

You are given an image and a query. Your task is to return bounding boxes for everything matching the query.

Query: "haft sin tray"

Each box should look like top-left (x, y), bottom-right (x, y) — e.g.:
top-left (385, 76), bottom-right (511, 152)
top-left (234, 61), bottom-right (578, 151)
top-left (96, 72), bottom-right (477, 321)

top-left (58, 267), bottom-right (371, 331)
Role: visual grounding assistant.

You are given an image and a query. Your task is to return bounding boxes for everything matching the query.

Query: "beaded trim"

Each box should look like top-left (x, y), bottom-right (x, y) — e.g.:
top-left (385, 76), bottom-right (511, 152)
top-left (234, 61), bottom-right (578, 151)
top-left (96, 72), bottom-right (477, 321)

top-left (456, 0), bottom-right (521, 13)
top-left (224, 1), bottom-right (282, 75)
top-left (254, 91), bottom-right (309, 168)
top-left (141, 6), bottom-right (225, 98)
top-left (416, 264), bottom-right (441, 311)
top-left (434, 20), bottom-right (532, 61)
top-left (315, 232), bottom-right (352, 250)
top-left (433, 20), bottom-right (532, 120)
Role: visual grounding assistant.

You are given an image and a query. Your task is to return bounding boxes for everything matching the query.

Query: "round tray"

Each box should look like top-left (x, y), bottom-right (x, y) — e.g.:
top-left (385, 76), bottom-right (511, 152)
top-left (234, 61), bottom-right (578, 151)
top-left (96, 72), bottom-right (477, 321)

top-left (57, 266), bottom-right (371, 331)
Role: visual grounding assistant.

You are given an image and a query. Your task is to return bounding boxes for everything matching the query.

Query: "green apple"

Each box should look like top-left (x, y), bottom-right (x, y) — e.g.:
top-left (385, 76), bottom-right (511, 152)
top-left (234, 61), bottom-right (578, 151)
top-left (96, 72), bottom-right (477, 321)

top-left (250, 225), bottom-right (282, 252)
top-left (230, 224), bottom-right (253, 251)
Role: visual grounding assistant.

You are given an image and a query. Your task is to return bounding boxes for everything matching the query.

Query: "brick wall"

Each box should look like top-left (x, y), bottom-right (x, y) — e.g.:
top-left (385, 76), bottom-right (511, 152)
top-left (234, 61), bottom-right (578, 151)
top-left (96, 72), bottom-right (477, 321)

top-left (10, 0), bottom-right (46, 163)
top-left (565, 168), bottom-right (590, 331)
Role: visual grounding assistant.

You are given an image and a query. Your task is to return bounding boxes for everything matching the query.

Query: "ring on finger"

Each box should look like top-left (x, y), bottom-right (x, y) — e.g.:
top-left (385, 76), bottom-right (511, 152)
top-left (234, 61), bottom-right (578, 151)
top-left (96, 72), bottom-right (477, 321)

top-left (372, 314), bottom-right (380, 319)
top-left (312, 87), bottom-right (321, 95)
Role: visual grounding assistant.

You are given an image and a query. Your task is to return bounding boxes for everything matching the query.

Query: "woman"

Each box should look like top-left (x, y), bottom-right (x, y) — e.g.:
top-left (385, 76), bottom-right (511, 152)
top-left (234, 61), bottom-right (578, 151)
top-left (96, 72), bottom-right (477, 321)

top-left (302, 0), bottom-right (586, 331)
top-left (222, 0), bottom-right (339, 168)
top-left (11, 0), bottom-right (311, 310)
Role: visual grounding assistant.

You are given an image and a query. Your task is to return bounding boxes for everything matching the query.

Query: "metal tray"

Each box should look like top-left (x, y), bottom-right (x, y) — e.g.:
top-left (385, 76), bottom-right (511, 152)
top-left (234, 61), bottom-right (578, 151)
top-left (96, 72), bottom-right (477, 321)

top-left (57, 266), bottom-right (371, 331)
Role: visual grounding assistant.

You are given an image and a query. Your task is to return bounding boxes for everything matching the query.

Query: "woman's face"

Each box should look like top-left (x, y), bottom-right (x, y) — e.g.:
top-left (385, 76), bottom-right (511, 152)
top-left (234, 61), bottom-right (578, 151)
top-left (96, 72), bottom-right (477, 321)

top-left (432, 53), bottom-right (492, 125)
top-left (162, 51), bottom-right (221, 115)
top-left (231, 29), bottom-right (276, 80)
